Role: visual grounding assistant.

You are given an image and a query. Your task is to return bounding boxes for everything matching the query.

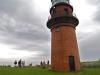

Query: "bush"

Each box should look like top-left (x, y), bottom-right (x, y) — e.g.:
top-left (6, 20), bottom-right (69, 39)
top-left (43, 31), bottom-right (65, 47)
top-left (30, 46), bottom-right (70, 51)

top-left (81, 61), bottom-right (100, 68)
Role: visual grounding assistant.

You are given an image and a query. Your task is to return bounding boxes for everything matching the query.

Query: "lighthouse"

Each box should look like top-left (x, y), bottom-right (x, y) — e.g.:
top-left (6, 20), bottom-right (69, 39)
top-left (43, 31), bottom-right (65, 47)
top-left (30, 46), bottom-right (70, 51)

top-left (47, 0), bottom-right (80, 71)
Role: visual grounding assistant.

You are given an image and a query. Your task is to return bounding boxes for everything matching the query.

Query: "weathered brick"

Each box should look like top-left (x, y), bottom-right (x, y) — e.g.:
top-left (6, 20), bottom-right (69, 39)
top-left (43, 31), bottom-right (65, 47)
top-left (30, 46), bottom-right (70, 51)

top-left (48, 2), bottom-right (80, 72)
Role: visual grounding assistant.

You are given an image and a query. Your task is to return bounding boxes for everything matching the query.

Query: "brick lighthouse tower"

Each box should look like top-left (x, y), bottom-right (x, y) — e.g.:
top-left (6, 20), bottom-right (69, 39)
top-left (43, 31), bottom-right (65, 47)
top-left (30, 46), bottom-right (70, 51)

top-left (47, 0), bottom-right (80, 71)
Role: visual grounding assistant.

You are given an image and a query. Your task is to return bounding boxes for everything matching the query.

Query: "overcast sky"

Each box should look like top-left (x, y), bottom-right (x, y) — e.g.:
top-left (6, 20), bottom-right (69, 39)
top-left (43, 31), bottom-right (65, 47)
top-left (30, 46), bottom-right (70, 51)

top-left (0, 0), bottom-right (100, 66)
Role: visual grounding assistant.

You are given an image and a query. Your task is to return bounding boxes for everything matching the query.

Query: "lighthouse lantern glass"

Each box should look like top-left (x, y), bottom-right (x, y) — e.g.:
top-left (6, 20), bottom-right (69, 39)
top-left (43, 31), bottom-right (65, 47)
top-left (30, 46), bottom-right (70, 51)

top-left (52, 0), bottom-right (69, 5)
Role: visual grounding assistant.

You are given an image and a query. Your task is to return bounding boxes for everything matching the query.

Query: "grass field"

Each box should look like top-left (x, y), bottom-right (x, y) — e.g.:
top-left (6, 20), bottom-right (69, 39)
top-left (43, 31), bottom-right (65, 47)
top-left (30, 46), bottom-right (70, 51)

top-left (0, 67), bottom-right (100, 75)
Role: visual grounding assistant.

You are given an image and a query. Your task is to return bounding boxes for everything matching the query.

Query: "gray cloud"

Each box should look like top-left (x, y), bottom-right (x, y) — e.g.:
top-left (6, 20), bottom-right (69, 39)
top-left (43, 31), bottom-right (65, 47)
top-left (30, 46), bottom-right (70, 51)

top-left (73, 0), bottom-right (100, 61)
top-left (77, 30), bottom-right (100, 61)
top-left (0, 0), bottom-right (100, 65)
top-left (87, 0), bottom-right (100, 23)
top-left (77, 25), bottom-right (100, 61)
top-left (87, 0), bottom-right (100, 5)
top-left (0, 0), bottom-right (50, 61)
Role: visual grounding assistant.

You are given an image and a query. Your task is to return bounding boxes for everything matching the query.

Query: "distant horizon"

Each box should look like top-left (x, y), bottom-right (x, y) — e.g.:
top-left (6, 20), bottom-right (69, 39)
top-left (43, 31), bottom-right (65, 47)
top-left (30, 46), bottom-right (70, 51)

top-left (0, 58), bottom-right (99, 67)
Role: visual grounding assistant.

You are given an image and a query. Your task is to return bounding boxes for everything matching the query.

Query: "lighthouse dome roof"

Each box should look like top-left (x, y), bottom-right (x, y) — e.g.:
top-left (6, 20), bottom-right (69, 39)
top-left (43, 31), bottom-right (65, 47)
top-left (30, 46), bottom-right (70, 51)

top-left (51, 0), bottom-right (69, 5)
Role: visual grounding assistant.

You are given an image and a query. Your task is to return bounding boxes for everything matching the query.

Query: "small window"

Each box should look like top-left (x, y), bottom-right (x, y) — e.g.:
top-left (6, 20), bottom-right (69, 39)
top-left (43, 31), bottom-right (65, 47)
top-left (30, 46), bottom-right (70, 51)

top-left (55, 27), bottom-right (60, 32)
top-left (64, 6), bottom-right (69, 15)
top-left (51, 7), bottom-right (56, 17)
top-left (64, 7), bottom-right (68, 11)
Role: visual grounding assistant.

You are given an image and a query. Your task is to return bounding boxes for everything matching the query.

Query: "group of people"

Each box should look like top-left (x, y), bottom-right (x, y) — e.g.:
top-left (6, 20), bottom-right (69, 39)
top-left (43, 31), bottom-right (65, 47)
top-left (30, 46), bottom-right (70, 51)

top-left (14, 59), bottom-right (25, 67)
top-left (40, 60), bottom-right (49, 68)
top-left (14, 60), bottom-right (50, 68)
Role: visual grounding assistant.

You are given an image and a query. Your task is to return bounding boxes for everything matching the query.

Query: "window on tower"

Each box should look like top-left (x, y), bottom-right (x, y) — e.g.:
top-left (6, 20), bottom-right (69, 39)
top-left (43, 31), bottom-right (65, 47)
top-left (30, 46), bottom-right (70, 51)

top-left (51, 7), bottom-right (56, 17)
top-left (55, 26), bottom-right (60, 32)
top-left (64, 6), bottom-right (68, 15)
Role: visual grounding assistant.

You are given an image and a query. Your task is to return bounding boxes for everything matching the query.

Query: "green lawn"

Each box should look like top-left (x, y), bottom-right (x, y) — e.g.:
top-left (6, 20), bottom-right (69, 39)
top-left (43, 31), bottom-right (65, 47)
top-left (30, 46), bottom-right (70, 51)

top-left (0, 67), bottom-right (100, 75)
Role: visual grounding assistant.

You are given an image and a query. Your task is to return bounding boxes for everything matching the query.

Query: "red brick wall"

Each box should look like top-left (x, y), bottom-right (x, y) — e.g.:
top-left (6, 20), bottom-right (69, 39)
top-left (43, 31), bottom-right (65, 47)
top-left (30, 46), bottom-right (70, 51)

top-left (51, 25), bottom-right (80, 71)
top-left (50, 4), bottom-right (80, 72)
